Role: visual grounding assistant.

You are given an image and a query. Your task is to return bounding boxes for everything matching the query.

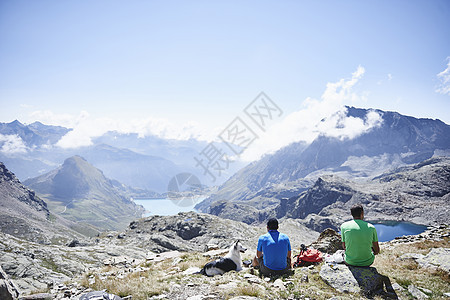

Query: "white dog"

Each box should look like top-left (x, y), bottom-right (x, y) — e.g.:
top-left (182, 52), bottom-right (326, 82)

top-left (200, 240), bottom-right (247, 276)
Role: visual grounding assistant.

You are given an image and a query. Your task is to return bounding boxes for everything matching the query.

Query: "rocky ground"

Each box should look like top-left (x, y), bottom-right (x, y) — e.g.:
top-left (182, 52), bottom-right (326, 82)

top-left (1, 212), bottom-right (449, 300)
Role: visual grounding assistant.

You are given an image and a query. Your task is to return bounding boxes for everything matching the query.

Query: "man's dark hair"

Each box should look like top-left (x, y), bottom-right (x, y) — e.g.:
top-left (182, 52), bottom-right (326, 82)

top-left (350, 204), bottom-right (364, 218)
top-left (267, 218), bottom-right (279, 230)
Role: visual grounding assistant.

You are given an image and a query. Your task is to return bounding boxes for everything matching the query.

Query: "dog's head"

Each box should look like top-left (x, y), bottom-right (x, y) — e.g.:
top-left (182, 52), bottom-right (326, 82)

top-left (234, 240), bottom-right (247, 253)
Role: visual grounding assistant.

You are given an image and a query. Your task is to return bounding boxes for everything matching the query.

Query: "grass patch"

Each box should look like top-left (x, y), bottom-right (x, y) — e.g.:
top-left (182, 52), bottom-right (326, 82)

top-left (373, 238), bottom-right (450, 299)
top-left (80, 267), bottom-right (168, 299)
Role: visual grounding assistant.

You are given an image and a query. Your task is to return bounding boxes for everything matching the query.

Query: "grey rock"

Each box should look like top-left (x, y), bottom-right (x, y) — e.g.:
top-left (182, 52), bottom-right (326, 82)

top-left (319, 264), bottom-right (360, 294)
top-left (417, 287), bottom-right (432, 295)
top-left (18, 293), bottom-right (54, 300)
top-left (117, 212), bottom-right (261, 253)
top-left (273, 278), bottom-right (285, 290)
top-left (417, 248), bottom-right (450, 273)
top-left (0, 265), bottom-right (19, 300)
top-left (408, 285), bottom-right (429, 299)
top-left (186, 296), bottom-right (205, 300)
top-left (320, 263), bottom-right (397, 297)
top-left (183, 267), bottom-right (202, 275)
top-left (399, 253), bottom-right (425, 260)
top-left (391, 283), bottom-right (405, 291)
top-left (309, 228), bottom-right (343, 254)
top-left (301, 274), bottom-right (309, 283)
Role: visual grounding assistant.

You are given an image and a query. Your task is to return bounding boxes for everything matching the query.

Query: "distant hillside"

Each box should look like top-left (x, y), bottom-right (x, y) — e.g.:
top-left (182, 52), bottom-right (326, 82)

top-left (24, 156), bottom-right (145, 231)
top-left (0, 162), bottom-right (88, 244)
top-left (198, 107), bottom-right (450, 224)
top-left (77, 144), bottom-right (183, 193)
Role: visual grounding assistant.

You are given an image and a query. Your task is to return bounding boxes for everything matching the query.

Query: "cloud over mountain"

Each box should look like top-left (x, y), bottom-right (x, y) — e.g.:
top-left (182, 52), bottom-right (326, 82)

top-left (0, 134), bottom-right (28, 154)
top-left (241, 66), bottom-right (383, 161)
top-left (436, 57), bottom-right (450, 96)
top-left (30, 110), bottom-right (216, 149)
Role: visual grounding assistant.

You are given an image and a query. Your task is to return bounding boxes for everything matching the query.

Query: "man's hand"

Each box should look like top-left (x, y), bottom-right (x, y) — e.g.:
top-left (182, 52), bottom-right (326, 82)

top-left (372, 242), bottom-right (380, 255)
top-left (287, 250), bottom-right (292, 267)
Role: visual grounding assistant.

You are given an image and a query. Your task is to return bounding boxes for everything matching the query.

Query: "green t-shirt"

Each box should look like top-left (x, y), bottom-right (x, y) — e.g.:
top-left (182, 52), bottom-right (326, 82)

top-left (340, 219), bottom-right (378, 266)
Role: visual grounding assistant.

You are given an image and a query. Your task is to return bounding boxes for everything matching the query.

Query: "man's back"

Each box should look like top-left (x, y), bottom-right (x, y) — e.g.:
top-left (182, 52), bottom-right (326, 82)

top-left (341, 219), bottom-right (378, 266)
top-left (257, 230), bottom-right (291, 270)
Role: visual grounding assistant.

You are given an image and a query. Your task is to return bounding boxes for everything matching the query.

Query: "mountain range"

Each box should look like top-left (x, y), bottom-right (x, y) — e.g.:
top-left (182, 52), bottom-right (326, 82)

top-left (0, 121), bottom-right (244, 193)
top-left (196, 107), bottom-right (450, 224)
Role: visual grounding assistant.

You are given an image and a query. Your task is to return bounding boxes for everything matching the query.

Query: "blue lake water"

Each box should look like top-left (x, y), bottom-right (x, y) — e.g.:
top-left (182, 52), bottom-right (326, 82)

top-left (371, 221), bottom-right (428, 242)
top-left (133, 197), bottom-right (204, 216)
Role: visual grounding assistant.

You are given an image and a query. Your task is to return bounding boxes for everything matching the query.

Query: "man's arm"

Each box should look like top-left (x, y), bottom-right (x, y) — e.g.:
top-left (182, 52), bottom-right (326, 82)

top-left (256, 250), bottom-right (263, 258)
top-left (342, 242), bottom-right (346, 250)
top-left (372, 242), bottom-right (380, 255)
top-left (287, 250), bottom-right (291, 267)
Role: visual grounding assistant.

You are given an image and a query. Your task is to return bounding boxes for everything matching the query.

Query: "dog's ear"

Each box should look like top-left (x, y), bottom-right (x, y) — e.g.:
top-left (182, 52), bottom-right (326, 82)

top-left (234, 240), bottom-right (240, 248)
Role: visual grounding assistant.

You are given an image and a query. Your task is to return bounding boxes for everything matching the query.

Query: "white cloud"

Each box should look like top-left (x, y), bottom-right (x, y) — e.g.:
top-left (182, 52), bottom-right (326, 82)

top-left (436, 57), bottom-right (450, 95)
top-left (0, 134), bottom-right (28, 154)
top-left (30, 110), bottom-right (90, 128)
top-left (36, 112), bottom-right (217, 149)
top-left (241, 66), bottom-right (383, 161)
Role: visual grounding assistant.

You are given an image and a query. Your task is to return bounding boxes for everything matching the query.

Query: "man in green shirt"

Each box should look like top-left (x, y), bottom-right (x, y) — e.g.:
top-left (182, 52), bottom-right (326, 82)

top-left (340, 204), bottom-right (380, 266)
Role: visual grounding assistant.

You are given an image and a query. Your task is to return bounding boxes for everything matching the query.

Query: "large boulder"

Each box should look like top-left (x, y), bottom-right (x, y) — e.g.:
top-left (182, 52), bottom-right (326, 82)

top-left (319, 264), bottom-right (397, 298)
top-left (309, 228), bottom-right (343, 254)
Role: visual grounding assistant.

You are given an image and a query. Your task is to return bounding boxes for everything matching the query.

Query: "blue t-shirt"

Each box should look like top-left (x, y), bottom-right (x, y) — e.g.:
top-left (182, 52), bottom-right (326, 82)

top-left (257, 230), bottom-right (291, 270)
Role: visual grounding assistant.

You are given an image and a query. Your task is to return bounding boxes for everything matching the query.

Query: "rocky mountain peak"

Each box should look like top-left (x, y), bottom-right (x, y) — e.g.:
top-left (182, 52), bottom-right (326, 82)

top-left (0, 162), bottom-right (48, 213)
top-left (24, 156), bottom-right (144, 231)
top-left (50, 155), bottom-right (106, 199)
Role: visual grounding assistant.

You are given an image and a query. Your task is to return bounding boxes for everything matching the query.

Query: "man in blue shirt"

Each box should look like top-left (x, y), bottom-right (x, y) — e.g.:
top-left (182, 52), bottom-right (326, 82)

top-left (252, 218), bottom-right (292, 276)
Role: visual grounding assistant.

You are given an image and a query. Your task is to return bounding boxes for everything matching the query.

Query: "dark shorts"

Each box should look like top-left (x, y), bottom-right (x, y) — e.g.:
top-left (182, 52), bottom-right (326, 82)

top-left (257, 256), bottom-right (291, 276)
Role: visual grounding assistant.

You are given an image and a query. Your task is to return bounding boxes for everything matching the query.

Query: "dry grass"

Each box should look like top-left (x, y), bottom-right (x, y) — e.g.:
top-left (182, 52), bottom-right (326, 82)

top-left (373, 238), bottom-right (450, 299)
top-left (80, 265), bottom-right (168, 299)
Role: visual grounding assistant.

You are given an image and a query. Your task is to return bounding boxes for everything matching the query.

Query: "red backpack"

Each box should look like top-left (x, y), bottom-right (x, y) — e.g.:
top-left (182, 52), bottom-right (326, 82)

top-left (293, 244), bottom-right (323, 267)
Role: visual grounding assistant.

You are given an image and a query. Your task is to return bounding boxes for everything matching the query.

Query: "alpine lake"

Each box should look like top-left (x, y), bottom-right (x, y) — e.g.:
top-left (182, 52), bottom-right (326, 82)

top-left (133, 197), bottom-right (204, 216)
top-left (371, 220), bottom-right (428, 242)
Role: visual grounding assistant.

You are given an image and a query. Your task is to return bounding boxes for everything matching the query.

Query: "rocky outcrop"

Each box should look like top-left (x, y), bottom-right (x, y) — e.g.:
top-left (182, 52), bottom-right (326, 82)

top-left (308, 228), bottom-right (343, 254)
top-left (319, 264), bottom-right (397, 298)
top-left (415, 248), bottom-right (450, 273)
top-left (0, 162), bottom-right (85, 244)
top-left (0, 265), bottom-right (19, 300)
top-left (114, 211), bottom-right (320, 253)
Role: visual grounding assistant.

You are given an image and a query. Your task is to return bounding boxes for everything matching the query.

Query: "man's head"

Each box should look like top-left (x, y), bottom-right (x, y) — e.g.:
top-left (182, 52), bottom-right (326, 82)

top-left (350, 204), bottom-right (364, 219)
top-left (267, 218), bottom-right (279, 230)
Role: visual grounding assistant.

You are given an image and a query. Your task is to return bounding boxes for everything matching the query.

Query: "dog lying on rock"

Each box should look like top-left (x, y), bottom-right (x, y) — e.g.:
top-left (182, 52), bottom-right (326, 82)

top-left (200, 240), bottom-right (247, 276)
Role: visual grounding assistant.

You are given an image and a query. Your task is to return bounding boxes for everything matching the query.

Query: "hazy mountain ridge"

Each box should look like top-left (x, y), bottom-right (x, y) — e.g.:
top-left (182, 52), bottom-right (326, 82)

top-left (0, 120), bottom-right (71, 147)
top-left (198, 107), bottom-right (450, 225)
top-left (24, 155), bottom-right (145, 231)
top-left (0, 120), bottom-right (234, 192)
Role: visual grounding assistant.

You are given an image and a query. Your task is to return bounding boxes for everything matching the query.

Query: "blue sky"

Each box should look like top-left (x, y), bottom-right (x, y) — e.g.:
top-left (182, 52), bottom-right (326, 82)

top-left (1, 0), bottom-right (449, 155)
